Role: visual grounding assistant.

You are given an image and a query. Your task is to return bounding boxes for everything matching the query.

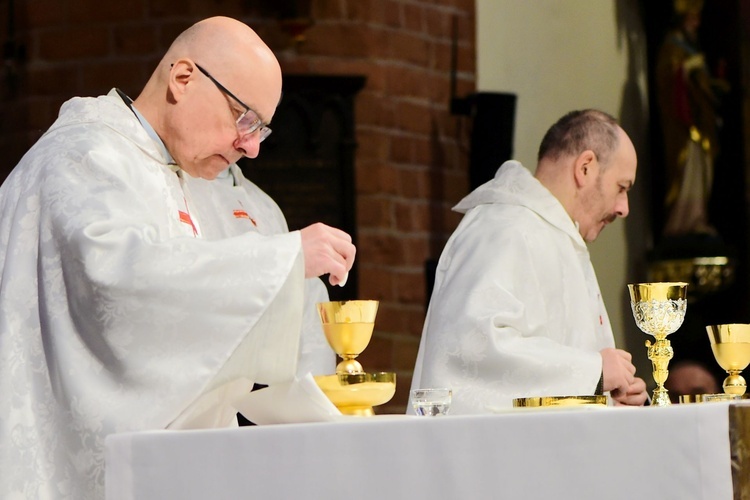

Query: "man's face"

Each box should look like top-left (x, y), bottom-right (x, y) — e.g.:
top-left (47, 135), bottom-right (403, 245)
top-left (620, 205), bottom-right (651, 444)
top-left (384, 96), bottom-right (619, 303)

top-left (578, 130), bottom-right (637, 242)
top-left (169, 61), bottom-right (280, 180)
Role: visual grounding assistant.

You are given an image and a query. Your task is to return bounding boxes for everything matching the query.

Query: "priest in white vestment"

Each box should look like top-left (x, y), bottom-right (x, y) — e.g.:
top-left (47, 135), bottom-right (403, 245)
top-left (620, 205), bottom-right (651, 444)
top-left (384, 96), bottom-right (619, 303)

top-left (410, 110), bottom-right (648, 414)
top-left (0, 17), bottom-right (354, 499)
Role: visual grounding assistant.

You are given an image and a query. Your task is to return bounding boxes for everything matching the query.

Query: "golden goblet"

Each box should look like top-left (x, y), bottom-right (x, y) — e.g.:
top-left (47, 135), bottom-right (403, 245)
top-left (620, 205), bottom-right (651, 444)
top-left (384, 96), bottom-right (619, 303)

top-left (628, 282), bottom-right (688, 407)
top-left (706, 324), bottom-right (750, 396)
top-left (316, 300), bottom-right (379, 375)
top-left (314, 300), bottom-right (396, 416)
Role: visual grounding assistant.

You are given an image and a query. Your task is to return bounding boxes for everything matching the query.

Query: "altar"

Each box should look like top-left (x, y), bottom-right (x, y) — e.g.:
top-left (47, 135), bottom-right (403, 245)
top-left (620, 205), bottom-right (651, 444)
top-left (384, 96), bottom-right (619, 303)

top-left (105, 402), bottom-right (748, 500)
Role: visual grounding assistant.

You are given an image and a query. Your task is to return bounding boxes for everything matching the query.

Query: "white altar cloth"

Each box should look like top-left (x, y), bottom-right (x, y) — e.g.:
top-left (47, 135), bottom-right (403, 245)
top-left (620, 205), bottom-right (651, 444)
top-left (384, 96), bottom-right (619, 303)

top-left (106, 402), bottom-right (735, 500)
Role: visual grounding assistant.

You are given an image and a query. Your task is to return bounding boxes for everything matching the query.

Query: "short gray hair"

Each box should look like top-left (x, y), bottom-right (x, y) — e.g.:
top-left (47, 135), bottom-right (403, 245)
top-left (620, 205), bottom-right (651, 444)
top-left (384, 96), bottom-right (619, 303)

top-left (537, 109), bottom-right (620, 166)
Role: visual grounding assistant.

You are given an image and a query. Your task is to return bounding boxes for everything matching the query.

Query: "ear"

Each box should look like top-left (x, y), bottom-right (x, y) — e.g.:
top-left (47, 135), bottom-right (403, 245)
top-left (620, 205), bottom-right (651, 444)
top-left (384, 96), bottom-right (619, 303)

top-left (573, 150), bottom-right (597, 188)
top-left (168, 59), bottom-right (197, 103)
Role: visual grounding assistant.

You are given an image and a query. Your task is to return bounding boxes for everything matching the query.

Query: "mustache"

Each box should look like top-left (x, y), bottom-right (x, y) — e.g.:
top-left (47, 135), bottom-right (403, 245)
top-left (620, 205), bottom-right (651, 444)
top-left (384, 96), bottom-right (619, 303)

top-left (604, 214), bottom-right (617, 224)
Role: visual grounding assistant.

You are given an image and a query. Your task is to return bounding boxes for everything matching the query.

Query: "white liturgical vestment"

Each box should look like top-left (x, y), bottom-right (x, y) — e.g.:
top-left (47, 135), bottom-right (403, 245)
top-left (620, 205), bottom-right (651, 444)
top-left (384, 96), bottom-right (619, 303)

top-left (0, 90), bottom-right (305, 499)
top-left (183, 165), bottom-right (334, 377)
top-left (410, 161), bottom-right (614, 414)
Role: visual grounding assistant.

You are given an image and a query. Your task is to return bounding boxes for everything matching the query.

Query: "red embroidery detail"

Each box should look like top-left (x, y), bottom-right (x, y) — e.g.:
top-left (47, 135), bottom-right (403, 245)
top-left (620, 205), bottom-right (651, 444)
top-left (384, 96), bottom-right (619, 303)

top-left (178, 210), bottom-right (198, 236)
top-left (233, 209), bottom-right (257, 226)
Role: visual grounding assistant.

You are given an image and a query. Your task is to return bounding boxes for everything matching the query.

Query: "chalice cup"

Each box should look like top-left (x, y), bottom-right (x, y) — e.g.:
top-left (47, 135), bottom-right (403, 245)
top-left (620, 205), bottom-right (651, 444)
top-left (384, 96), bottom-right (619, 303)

top-left (316, 300), bottom-right (379, 375)
top-left (628, 282), bottom-right (688, 407)
top-left (706, 324), bottom-right (750, 396)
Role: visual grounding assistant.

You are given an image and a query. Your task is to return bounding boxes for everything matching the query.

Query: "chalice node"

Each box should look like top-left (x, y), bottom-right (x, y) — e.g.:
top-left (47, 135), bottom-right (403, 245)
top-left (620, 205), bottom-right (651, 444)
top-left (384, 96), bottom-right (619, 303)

top-left (628, 282), bottom-right (687, 407)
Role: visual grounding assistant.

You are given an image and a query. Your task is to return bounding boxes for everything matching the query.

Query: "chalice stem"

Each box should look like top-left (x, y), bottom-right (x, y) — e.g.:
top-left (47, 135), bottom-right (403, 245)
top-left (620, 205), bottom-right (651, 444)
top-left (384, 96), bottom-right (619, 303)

top-left (646, 337), bottom-right (673, 406)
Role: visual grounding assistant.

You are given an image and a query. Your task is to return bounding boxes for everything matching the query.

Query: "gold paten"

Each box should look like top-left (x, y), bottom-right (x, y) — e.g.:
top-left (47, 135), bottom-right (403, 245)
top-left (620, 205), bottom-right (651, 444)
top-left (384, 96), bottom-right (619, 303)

top-left (314, 372), bottom-right (396, 416)
top-left (315, 300), bottom-right (396, 416)
top-left (513, 395), bottom-right (607, 408)
top-left (706, 324), bottom-right (750, 396)
top-left (628, 282), bottom-right (688, 407)
top-left (678, 394), bottom-right (708, 404)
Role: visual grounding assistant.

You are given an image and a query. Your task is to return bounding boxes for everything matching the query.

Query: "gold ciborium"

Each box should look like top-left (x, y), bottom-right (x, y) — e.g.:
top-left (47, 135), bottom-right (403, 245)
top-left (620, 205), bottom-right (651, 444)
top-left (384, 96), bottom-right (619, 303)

top-left (706, 324), bottom-right (750, 396)
top-left (628, 282), bottom-right (688, 407)
top-left (314, 300), bottom-right (396, 416)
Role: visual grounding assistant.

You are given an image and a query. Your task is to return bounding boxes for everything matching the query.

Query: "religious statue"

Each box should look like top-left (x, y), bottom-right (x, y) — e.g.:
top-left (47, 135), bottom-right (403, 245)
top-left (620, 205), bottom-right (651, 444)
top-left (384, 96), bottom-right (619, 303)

top-left (655, 0), bottom-right (728, 236)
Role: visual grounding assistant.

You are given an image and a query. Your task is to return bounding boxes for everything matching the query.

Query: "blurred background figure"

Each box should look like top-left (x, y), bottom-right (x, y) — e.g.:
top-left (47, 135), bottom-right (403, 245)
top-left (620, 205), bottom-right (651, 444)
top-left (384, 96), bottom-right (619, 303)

top-left (664, 359), bottom-right (721, 403)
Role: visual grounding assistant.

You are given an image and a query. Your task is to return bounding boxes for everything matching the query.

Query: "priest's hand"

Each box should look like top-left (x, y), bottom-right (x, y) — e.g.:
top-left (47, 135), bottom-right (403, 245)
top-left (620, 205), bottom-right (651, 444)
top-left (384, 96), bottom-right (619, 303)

top-left (611, 377), bottom-right (648, 406)
top-left (600, 348), bottom-right (636, 395)
top-left (300, 223), bottom-right (356, 286)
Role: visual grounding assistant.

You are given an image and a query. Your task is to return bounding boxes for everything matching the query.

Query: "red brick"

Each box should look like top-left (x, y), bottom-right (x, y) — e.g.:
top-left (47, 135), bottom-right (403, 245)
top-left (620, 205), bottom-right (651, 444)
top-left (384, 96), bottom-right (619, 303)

top-left (402, 235), bottom-right (430, 267)
top-left (402, 3), bottom-right (426, 32)
top-left (395, 100), bottom-right (432, 135)
top-left (114, 24), bottom-right (158, 56)
top-left (358, 263), bottom-right (396, 300)
top-left (37, 27), bottom-right (110, 61)
top-left (395, 200), bottom-right (430, 232)
top-left (357, 232), bottom-right (403, 267)
top-left (357, 162), bottom-right (399, 195)
top-left (404, 307), bottom-right (429, 336)
top-left (27, 65), bottom-right (80, 96)
top-left (356, 91), bottom-right (396, 128)
top-left (355, 129), bottom-right (390, 163)
top-left (312, 0), bottom-right (347, 21)
top-left (386, 30), bottom-right (430, 66)
top-left (393, 335), bottom-right (420, 371)
top-left (424, 7), bottom-right (452, 38)
top-left (375, 302), bottom-right (408, 334)
top-left (395, 269), bottom-right (426, 305)
top-left (80, 61), bottom-right (149, 97)
top-left (398, 167), bottom-right (428, 200)
top-left (357, 334), bottom-right (393, 371)
top-left (358, 196), bottom-right (393, 228)
top-left (346, 0), bottom-right (387, 23)
top-left (25, 0), bottom-right (68, 28)
top-left (68, 1), bottom-right (145, 24)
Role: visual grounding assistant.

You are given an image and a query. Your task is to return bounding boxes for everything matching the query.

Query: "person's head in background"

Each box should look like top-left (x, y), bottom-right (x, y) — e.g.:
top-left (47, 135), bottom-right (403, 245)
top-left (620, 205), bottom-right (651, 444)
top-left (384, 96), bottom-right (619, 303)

top-left (665, 359), bottom-right (720, 403)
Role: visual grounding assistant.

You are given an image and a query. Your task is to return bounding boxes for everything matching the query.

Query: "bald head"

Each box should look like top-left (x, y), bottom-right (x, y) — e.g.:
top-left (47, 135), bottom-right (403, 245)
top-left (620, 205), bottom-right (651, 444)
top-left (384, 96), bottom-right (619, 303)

top-left (133, 17), bottom-right (283, 178)
top-left (159, 17), bottom-right (282, 119)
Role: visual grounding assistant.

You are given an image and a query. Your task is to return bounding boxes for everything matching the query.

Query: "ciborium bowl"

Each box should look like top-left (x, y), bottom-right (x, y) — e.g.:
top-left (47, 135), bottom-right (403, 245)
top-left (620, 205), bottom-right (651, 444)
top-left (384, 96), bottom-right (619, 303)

top-left (706, 324), bottom-right (750, 396)
top-left (314, 372), bottom-right (396, 416)
top-left (628, 282), bottom-right (688, 406)
top-left (317, 300), bottom-right (379, 375)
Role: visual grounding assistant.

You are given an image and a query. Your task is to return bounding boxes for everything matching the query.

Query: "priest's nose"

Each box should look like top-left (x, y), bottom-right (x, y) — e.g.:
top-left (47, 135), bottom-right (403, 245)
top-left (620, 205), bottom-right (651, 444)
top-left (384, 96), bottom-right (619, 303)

top-left (235, 132), bottom-right (261, 159)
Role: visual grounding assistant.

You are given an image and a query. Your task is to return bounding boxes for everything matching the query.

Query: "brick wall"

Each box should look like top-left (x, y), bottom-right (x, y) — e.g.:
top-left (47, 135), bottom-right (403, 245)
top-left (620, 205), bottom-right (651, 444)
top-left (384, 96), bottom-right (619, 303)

top-left (0, 0), bottom-right (476, 413)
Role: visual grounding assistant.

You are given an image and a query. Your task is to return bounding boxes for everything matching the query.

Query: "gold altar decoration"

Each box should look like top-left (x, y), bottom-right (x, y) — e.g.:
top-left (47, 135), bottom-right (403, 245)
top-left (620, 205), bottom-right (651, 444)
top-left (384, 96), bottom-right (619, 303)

top-left (513, 395), bottom-right (607, 408)
top-left (314, 300), bottom-right (396, 416)
top-left (706, 324), bottom-right (750, 396)
top-left (647, 256), bottom-right (735, 297)
top-left (628, 282), bottom-right (688, 407)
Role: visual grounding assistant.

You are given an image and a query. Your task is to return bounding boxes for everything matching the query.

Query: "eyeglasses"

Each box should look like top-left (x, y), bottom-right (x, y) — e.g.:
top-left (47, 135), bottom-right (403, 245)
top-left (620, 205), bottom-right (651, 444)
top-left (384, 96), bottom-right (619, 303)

top-left (194, 63), bottom-right (272, 142)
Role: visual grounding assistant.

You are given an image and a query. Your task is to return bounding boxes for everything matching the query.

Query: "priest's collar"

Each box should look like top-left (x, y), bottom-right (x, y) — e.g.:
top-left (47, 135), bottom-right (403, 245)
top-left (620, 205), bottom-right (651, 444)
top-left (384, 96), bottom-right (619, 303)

top-left (115, 88), bottom-right (177, 168)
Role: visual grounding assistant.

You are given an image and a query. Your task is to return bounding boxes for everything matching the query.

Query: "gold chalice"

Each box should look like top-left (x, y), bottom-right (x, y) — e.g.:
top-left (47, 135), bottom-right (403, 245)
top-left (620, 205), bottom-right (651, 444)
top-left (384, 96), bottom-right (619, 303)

top-left (628, 282), bottom-right (688, 407)
top-left (706, 324), bottom-right (750, 396)
top-left (314, 300), bottom-right (396, 415)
